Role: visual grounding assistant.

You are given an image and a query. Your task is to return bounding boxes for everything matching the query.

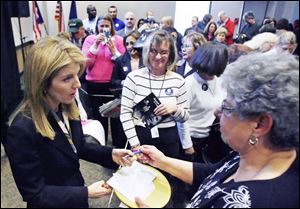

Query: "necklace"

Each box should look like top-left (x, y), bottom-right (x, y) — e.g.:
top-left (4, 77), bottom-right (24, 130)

top-left (197, 73), bottom-right (216, 95)
top-left (202, 83), bottom-right (208, 91)
top-left (149, 69), bottom-right (166, 98)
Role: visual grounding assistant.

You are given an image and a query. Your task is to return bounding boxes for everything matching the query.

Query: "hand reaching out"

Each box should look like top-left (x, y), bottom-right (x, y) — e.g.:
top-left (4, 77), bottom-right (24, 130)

top-left (112, 149), bottom-right (136, 167)
top-left (138, 145), bottom-right (166, 168)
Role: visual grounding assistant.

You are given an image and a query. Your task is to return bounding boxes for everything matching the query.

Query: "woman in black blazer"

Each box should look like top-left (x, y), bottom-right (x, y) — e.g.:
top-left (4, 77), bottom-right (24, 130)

top-left (2, 37), bottom-right (133, 208)
top-left (111, 30), bottom-right (143, 91)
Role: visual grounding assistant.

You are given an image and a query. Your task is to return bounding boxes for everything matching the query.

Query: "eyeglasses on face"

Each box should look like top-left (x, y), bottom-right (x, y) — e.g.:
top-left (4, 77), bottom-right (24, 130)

top-left (181, 44), bottom-right (194, 49)
top-left (221, 100), bottom-right (236, 116)
top-left (125, 41), bottom-right (136, 46)
top-left (150, 48), bottom-right (169, 57)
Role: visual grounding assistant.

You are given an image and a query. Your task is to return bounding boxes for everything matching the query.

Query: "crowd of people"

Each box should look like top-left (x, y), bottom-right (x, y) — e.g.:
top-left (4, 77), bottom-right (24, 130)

top-left (2, 4), bottom-right (299, 208)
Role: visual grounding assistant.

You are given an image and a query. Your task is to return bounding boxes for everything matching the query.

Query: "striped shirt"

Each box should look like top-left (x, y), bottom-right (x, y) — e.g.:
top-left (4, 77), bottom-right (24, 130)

top-left (120, 67), bottom-right (189, 146)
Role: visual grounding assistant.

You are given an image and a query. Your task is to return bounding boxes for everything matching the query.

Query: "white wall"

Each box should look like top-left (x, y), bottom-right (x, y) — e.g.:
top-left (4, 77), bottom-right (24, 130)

top-left (34, 1), bottom-right (175, 44)
top-left (174, 1), bottom-right (210, 35)
top-left (12, 1), bottom-right (176, 46)
top-left (11, 1), bottom-right (300, 47)
top-left (210, 1), bottom-right (244, 35)
top-left (11, 16), bottom-right (33, 47)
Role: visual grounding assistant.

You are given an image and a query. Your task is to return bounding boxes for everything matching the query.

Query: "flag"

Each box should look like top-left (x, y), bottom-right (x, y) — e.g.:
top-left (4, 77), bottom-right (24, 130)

top-left (54, 1), bottom-right (65, 32)
top-left (69, 1), bottom-right (77, 19)
top-left (32, 1), bottom-right (44, 42)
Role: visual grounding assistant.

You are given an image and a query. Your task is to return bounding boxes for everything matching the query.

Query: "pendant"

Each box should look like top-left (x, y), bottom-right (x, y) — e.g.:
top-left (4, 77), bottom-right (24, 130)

top-left (202, 83), bottom-right (208, 91)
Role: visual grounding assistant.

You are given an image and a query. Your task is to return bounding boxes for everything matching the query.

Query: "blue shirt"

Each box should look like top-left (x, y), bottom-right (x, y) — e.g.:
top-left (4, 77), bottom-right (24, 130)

top-left (113, 18), bottom-right (125, 31)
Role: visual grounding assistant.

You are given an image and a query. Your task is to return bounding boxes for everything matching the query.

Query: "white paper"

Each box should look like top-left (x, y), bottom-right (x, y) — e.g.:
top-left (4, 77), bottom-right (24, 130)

top-left (107, 161), bottom-right (157, 202)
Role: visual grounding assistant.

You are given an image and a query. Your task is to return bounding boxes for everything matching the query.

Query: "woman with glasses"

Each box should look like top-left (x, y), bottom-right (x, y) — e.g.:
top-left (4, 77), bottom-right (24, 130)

top-left (120, 30), bottom-right (189, 159)
top-left (176, 31), bottom-right (207, 78)
top-left (110, 31), bottom-right (143, 148)
top-left (135, 51), bottom-right (299, 208)
top-left (175, 32), bottom-right (207, 162)
top-left (82, 14), bottom-right (125, 146)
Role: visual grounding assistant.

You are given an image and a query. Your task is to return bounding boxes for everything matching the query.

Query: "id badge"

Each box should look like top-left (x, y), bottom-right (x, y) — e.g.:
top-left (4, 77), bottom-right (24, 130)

top-left (150, 126), bottom-right (159, 138)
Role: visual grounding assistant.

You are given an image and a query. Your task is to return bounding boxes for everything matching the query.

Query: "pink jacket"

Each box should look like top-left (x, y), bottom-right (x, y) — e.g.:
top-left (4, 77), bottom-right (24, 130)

top-left (82, 34), bottom-right (125, 83)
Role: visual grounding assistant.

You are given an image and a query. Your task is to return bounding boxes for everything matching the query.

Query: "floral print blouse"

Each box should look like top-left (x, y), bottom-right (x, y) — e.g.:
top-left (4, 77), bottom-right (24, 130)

top-left (187, 151), bottom-right (299, 208)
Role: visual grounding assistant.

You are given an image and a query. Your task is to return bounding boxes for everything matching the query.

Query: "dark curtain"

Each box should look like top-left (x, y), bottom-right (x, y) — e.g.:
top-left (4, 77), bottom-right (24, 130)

top-left (1, 2), bottom-right (23, 141)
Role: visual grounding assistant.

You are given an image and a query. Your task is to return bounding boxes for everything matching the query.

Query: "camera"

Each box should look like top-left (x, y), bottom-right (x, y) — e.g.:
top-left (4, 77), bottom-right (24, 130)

top-left (103, 28), bottom-right (110, 39)
top-left (101, 28), bottom-right (110, 45)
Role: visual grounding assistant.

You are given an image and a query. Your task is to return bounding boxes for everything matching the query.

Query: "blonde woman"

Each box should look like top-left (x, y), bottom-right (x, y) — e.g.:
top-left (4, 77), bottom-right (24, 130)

top-left (214, 27), bottom-right (228, 44)
top-left (2, 36), bottom-right (133, 208)
top-left (176, 31), bottom-right (207, 78)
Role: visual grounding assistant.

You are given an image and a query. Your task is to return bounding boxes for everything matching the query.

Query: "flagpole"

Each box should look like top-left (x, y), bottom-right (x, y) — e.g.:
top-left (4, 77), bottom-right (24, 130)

top-left (43, 23), bottom-right (49, 36)
top-left (18, 16), bottom-right (26, 64)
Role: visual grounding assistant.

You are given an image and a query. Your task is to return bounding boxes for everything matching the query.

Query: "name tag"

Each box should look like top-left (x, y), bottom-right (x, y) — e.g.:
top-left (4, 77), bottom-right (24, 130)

top-left (151, 126), bottom-right (159, 138)
top-left (123, 66), bottom-right (129, 72)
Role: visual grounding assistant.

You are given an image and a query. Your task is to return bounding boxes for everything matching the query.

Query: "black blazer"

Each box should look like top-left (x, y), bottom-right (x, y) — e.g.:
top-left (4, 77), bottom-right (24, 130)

top-left (176, 60), bottom-right (196, 78)
top-left (111, 52), bottom-right (143, 89)
top-left (2, 112), bottom-right (117, 208)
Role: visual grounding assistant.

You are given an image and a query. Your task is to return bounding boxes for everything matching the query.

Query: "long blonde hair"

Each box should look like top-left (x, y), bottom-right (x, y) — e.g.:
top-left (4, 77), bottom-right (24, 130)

top-left (10, 36), bottom-right (86, 140)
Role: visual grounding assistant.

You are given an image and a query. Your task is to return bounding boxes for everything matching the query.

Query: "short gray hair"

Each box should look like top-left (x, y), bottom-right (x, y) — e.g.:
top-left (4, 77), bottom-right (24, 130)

top-left (218, 11), bottom-right (226, 18)
top-left (222, 52), bottom-right (299, 149)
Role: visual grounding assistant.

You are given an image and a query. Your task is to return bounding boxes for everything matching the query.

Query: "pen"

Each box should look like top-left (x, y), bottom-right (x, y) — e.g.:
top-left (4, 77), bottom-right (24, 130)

top-left (133, 149), bottom-right (142, 155)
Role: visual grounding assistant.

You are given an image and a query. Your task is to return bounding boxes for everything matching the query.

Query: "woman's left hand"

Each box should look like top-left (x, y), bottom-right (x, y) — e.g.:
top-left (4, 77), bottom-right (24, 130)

top-left (112, 149), bottom-right (135, 167)
top-left (154, 104), bottom-right (177, 116)
top-left (107, 38), bottom-right (116, 55)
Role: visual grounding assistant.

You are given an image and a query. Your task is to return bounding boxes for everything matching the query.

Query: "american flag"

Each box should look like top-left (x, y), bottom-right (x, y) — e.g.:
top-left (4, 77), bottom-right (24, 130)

top-left (54, 1), bottom-right (65, 32)
top-left (32, 1), bottom-right (44, 42)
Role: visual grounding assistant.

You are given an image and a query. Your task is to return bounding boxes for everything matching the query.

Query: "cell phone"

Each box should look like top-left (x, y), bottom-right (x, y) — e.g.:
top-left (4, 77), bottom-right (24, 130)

top-left (104, 28), bottom-right (110, 39)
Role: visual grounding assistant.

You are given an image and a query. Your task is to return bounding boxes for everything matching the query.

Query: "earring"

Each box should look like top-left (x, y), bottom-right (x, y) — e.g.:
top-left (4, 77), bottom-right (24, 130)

top-left (248, 135), bottom-right (258, 145)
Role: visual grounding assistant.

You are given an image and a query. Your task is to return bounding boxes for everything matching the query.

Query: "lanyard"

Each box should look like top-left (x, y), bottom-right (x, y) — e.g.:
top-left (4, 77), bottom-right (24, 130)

top-left (51, 110), bottom-right (77, 154)
top-left (148, 69), bottom-right (166, 98)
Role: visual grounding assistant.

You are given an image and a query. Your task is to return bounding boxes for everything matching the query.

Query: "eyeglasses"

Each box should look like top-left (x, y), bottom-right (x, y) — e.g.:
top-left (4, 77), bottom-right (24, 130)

top-left (221, 100), bottom-right (236, 116)
top-left (181, 44), bottom-right (194, 49)
top-left (150, 48), bottom-right (169, 57)
top-left (126, 41), bottom-right (136, 46)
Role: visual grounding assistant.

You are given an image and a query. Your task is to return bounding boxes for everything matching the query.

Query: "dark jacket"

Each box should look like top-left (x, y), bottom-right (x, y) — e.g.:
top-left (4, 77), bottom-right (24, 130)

top-left (176, 60), bottom-right (196, 78)
top-left (111, 52), bottom-right (143, 89)
top-left (2, 112), bottom-right (117, 208)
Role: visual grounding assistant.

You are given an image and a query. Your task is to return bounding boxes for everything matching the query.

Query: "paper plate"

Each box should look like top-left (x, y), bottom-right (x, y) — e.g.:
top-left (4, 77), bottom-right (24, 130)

top-left (114, 165), bottom-right (171, 208)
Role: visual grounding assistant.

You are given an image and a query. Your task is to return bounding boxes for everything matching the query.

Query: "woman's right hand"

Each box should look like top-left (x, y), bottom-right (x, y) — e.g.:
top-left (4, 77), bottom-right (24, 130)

top-left (95, 34), bottom-right (105, 45)
top-left (87, 180), bottom-right (112, 198)
top-left (139, 145), bottom-right (166, 168)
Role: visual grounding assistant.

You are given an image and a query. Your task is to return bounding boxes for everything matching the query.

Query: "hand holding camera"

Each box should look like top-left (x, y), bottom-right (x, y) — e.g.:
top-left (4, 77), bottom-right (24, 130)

top-left (95, 33), bottom-right (105, 45)
top-left (102, 28), bottom-right (110, 45)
